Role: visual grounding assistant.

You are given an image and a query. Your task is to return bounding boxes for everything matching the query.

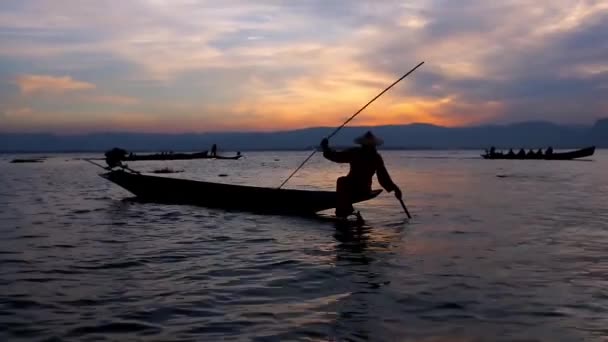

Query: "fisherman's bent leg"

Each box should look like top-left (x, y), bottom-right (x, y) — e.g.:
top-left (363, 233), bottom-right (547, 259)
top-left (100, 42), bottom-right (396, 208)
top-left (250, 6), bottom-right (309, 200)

top-left (336, 177), bottom-right (354, 218)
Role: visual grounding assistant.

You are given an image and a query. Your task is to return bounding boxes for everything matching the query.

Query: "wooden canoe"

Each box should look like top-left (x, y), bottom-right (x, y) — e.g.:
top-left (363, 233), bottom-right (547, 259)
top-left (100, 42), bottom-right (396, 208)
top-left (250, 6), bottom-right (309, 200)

top-left (101, 170), bottom-right (382, 215)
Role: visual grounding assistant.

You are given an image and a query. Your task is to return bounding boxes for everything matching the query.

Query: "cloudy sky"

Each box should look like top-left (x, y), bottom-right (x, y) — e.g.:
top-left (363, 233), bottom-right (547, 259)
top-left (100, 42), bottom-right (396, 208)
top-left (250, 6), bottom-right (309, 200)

top-left (1, 0), bottom-right (607, 133)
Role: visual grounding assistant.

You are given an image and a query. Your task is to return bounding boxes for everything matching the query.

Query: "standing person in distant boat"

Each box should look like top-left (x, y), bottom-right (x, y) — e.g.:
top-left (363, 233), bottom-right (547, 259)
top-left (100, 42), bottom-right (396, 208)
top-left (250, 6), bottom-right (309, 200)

top-left (211, 144), bottom-right (217, 157)
top-left (320, 131), bottom-right (402, 218)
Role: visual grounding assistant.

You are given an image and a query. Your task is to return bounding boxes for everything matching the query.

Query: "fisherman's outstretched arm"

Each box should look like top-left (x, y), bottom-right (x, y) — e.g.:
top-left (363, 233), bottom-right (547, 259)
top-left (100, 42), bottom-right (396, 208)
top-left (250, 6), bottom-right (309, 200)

top-left (320, 138), bottom-right (353, 163)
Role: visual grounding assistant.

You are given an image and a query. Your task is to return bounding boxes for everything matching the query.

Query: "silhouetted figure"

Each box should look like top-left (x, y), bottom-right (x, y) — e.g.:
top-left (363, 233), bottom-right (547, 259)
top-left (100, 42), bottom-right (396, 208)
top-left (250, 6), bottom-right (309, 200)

top-left (105, 147), bottom-right (128, 169)
top-left (211, 144), bottom-right (217, 157)
top-left (546, 146), bottom-right (554, 155)
top-left (536, 148), bottom-right (543, 156)
top-left (527, 149), bottom-right (535, 157)
top-left (321, 131), bottom-right (402, 218)
top-left (489, 146), bottom-right (496, 156)
top-left (517, 148), bottom-right (526, 157)
top-left (507, 148), bottom-right (515, 157)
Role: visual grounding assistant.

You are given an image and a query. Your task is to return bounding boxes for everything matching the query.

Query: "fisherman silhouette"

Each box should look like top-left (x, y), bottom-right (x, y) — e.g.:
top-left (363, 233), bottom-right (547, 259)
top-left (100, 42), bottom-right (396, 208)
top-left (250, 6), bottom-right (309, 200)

top-left (321, 131), bottom-right (402, 218)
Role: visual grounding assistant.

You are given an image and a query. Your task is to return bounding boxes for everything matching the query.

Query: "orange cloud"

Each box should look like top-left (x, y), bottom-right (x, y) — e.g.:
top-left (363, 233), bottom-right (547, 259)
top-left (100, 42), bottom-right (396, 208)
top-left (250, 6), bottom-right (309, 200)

top-left (16, 74), bottom-right (95, 95)
top-left (375, 96), bottom-right (505, 126)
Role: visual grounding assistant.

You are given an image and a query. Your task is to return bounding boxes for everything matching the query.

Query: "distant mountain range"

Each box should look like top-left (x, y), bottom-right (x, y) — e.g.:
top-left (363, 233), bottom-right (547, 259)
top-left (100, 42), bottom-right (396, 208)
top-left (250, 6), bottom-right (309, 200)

top-left (1, 119), bottom-right (606, 153)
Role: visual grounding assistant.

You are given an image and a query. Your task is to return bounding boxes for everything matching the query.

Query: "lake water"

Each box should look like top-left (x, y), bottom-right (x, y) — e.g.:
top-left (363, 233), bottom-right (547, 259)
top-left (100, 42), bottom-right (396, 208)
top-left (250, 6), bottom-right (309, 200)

top-left (1, 150), bottom-right (607, 341)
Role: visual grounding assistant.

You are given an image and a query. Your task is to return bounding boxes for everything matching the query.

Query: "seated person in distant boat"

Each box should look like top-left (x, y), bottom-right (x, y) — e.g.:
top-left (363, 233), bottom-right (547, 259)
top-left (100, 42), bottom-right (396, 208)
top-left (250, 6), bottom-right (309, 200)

top-left (321, 131), bottom-right (402, 218)
top-left (105, 147), bottom-right (128, 169)
top-left (507, 148), bottom-right (515, 156)
top-left (211, 144), bottom-right (218, 157)
top-left (526, 149), bottom-right (535, 157)
top-left (489, 146), bottom-right (496, 156)
top-left (536, 148), bottom-right (543, 156)
top-left (546, 146), bottom-right (553, 155)
top-left (517, 148), bottom-right (526, 157)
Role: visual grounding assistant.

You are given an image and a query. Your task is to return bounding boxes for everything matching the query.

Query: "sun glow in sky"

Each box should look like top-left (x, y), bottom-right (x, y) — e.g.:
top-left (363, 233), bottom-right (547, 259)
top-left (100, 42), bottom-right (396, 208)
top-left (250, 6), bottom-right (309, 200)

top-left (1, 0), bottom-right (607, 133)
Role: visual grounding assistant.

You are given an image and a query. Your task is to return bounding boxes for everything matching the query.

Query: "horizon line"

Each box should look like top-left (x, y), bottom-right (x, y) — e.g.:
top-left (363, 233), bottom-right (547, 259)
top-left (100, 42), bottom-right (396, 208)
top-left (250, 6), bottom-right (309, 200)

top-left (1, 119), bottom-right (604, 136)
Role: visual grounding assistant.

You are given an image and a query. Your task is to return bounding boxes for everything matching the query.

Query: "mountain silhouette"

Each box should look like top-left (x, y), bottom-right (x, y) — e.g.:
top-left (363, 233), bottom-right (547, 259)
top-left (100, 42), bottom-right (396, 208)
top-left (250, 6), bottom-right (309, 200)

top-left (0, 120), bottom-right (604, 153)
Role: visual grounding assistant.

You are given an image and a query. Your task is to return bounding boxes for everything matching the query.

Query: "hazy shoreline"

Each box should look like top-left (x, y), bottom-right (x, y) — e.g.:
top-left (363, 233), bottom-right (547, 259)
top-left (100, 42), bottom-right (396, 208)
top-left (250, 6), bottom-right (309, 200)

top-left (2, 120), bottom-right (606, 153)
top-left (2, 147), bottom-right (605, 155)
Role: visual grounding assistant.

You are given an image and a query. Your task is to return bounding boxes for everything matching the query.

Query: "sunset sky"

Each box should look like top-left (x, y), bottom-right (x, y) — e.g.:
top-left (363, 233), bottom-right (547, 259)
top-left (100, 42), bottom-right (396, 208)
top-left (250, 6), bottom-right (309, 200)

top-left (1, 0), bottom-right (607, 133)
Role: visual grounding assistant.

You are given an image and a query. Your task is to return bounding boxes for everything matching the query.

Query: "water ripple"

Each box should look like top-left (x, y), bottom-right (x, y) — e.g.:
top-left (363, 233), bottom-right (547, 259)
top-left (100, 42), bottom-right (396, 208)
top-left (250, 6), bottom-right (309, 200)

top-left (0, 151), bottom-right (606, 341)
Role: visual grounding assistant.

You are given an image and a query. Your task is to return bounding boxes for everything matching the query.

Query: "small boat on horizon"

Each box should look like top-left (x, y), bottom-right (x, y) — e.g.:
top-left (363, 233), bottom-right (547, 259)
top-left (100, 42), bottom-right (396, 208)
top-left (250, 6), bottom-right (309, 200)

top-left (150, 167), bottom-right (184, 174)
top-left (482, 146), bottom-right (595, 160)
top-left (124, 151), bottom-right (242, 161)
top-left (10, 158), bottom-right (45, 163)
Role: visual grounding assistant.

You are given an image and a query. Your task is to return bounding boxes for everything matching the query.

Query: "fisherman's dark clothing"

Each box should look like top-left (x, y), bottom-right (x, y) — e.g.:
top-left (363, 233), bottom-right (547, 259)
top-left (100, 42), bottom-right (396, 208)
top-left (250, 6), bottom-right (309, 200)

top-left (322, 146), bottom-right (397, 217)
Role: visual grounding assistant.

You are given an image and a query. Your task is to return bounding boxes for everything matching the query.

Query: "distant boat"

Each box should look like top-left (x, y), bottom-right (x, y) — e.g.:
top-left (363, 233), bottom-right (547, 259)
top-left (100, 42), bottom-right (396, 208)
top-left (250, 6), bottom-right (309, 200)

top-left (100, 170), bottom-right (382, 215)
top-left (10, 158), bottom-right (44, 163)
top-left (150, 167), bottom-right (184, 174)
top-left (124, 151), bottom-right (242, 161)
top-left (482, 146), bottom-right (595, 160)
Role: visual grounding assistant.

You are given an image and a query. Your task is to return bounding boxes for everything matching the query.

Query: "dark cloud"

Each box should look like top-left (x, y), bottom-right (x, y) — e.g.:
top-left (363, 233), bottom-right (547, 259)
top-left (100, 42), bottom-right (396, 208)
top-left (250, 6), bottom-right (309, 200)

top-left (422, 1), bottom-right (509, 39)
top-left (351, 0), bottom-right (608, 124)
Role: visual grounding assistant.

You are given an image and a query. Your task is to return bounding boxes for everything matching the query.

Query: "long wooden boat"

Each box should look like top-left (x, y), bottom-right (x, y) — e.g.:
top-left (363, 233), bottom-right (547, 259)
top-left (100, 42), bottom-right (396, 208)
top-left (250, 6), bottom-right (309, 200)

top-left (482, 146), bottom-right (595, 160)
top-left (124, 151), bottom-right (241, 161)
top-left (101, 170), bottom-right (382, 215)
top-left (10, 158), bottom-right (44, 163)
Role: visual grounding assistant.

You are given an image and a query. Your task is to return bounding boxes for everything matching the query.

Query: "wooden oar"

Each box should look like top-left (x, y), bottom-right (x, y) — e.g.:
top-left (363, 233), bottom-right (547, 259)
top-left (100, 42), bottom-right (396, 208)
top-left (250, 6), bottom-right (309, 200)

top-left (397, 195), bottom-right (412, 219)
top-left (277, 61), bottom-right (425, 189)
top-left (84, 158), bottom-right (110, 170)
top-left (84, 158), bottom-right (141, 174)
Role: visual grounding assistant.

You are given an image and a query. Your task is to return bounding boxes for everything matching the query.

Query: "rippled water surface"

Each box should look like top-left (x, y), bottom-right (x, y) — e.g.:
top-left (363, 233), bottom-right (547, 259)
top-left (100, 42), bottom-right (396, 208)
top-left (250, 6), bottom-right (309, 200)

top-left (1, 150), bottom-right (607, 341)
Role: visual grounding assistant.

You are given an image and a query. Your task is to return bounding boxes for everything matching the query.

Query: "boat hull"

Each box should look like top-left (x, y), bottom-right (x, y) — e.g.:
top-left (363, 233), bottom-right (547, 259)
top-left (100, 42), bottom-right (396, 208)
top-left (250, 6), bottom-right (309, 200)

top-left (482, 146), bottom-right (595, 160)
top-left (101, 171), bottom-right (382, 215)
top-left (124, 152), bottom-right (241, 161)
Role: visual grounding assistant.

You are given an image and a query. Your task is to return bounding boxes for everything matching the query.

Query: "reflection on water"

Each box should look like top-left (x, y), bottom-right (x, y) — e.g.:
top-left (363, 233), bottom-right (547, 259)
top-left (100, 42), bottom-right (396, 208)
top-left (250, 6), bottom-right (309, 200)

top-left (1, 150), bottom-right (607, 341)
